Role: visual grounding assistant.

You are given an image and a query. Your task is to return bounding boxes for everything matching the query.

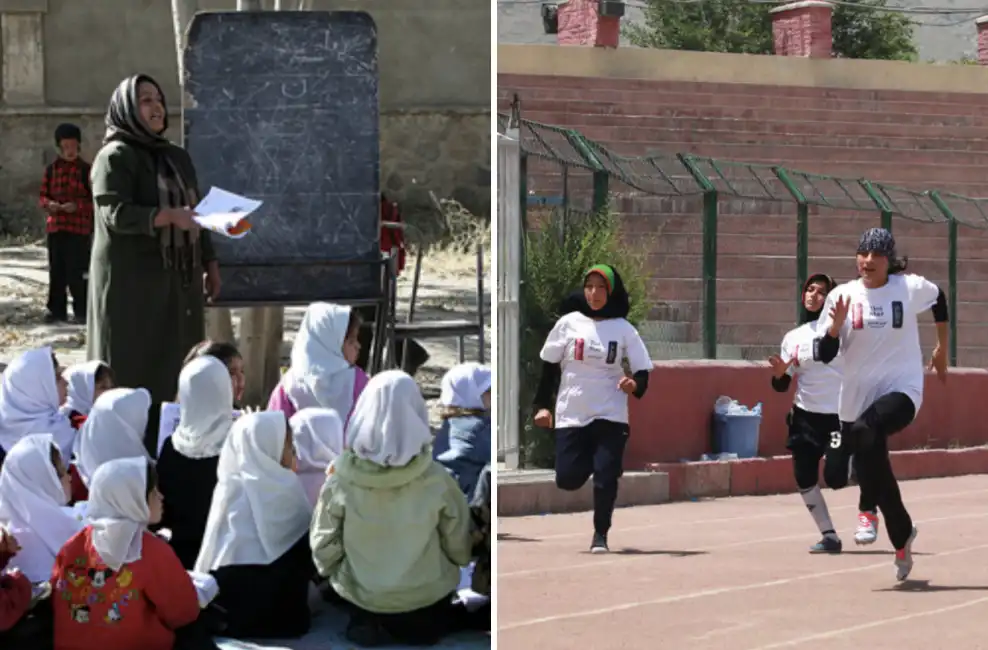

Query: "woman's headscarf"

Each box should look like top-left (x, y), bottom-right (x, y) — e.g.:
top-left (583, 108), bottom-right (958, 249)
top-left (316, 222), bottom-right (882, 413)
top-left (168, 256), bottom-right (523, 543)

top-left (348, 370), bottom-right (432, 468)
top-left (87, 457), bottom-right (151, 572)
top-left (194, 412), bottom-right (311, 572)
top-left (440, 363), bottom-right (491, 410)
top-left (0, 347), bottom-right (76, 457)
top-left (0, 434), bottom-right (84, 581)
top-left (103, 74), bottom-right (200, 279)
top-left (76, 388), bottom-right (151, 486)
top-left (289, 408), bottom-right (345, 474)
top-left (560, 264), bottom-right (631, 320)
top-left (800, 273), bottom-right (837, 324)
top-left (281, 302), bottom-right (357, 423)
top-left (62, 361), bottom-right (106, 415)
top-left (171, 356), bottom-right (235, 460)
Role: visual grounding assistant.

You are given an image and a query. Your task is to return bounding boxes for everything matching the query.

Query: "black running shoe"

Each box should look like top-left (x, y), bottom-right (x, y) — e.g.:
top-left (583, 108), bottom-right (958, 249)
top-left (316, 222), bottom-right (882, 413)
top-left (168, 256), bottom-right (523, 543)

top-left (809, 535), bottom-right (843, 554)
top-left (590, 532), bottom-right (609, 554)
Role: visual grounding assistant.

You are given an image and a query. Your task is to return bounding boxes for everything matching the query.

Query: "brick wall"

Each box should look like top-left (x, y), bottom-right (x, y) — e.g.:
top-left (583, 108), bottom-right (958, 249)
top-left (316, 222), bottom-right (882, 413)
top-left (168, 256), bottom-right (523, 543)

top-left (498, 72), bottom-right (988, 365)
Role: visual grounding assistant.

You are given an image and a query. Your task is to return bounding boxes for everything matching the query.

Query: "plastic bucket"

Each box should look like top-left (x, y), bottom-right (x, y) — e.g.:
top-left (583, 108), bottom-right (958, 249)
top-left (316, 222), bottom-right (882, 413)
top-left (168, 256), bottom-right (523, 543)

top-left (712, 413), bottom-right (762, 459)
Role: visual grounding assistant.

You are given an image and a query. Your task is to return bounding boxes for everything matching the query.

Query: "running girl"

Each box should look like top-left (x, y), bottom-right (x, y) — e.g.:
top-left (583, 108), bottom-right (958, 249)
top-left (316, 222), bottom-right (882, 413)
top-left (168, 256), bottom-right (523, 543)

top-left (533, 264), bottom-right (652, 554)
top-left (769, 274), bottom-right (877, 553)
top-left (816, 227), bottom-right (948, 581)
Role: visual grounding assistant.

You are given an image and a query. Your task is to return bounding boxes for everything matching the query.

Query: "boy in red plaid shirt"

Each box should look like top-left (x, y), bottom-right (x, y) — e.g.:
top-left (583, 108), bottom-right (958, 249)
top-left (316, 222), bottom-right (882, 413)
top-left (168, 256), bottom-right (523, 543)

top-left (38, 123), bottom-right (93, 324)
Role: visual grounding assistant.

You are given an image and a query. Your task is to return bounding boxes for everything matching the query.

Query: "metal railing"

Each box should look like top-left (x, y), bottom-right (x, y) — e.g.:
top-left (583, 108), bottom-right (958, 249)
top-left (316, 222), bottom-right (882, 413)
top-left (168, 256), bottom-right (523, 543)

top-left (498, 111), bottom-right (988, 368)
top-left (497, 127), bottom-right (522, 469)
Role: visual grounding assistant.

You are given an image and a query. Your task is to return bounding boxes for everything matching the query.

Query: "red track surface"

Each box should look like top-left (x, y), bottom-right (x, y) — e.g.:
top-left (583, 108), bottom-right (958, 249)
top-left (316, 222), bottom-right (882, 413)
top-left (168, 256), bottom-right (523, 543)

top-left (497, 475), bottom-right (988, 649)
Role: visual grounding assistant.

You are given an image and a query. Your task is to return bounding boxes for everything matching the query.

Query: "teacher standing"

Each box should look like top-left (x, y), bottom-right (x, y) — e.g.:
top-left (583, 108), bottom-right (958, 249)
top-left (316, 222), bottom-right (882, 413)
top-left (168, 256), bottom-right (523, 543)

top-left (87, 74), bottom-right (221, 452)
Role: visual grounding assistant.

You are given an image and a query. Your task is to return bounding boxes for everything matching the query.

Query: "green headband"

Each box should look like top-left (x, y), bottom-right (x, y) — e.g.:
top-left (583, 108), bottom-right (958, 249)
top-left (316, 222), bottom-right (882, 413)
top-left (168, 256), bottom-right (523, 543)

top-left (585, 264), bottom-right (615, 294)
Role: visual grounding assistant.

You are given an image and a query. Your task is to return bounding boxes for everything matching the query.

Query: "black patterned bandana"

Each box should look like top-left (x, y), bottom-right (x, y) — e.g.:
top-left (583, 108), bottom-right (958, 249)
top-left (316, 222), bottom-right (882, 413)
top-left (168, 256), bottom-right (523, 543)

top-left (857, 227), bottom-right (896, 257)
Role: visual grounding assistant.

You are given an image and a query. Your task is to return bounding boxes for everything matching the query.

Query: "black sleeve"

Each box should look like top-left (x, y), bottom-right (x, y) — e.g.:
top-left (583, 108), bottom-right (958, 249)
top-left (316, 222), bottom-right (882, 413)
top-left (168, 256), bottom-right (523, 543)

top-left (771, 374), bottom-right (792, 392)
top-left (533, 361), bottom-right (561, 412)
top-left (817, 333), bottom-right (840, 364)
top-left (631, 370), bottom-right (650, 399)
top-left (931, 287), bottom-right (949, 323)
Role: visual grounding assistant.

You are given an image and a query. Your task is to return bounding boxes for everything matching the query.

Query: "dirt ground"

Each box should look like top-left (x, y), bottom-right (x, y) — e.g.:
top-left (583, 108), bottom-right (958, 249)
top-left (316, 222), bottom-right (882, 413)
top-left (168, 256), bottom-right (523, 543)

top-left (0, 243), bottom-right (491, 417)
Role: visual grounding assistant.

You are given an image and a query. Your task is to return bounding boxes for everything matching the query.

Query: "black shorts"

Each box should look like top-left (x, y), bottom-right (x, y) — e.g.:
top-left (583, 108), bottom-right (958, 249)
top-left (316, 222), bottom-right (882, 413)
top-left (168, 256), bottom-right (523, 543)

top-left (786, 405), bottom-right (842, 452)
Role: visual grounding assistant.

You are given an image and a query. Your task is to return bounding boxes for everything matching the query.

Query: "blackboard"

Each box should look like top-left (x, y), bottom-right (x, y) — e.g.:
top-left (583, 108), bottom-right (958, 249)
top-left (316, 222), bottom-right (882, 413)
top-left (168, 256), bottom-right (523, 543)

top-left (183, 11), bottom-right (381, 305)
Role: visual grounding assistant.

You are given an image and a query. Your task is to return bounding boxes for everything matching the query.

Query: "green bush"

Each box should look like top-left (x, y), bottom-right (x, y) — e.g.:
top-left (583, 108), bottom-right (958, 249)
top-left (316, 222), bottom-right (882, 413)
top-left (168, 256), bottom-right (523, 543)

top-left (519, 207), bottom-right (650, 468)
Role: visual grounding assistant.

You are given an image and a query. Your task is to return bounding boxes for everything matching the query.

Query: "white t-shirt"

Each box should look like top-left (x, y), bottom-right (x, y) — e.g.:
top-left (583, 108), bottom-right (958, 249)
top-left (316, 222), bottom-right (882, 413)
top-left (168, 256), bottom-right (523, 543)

top-left (540, 312), bottom-right (653, 428)
top-left (779, 319), bottom-right (842, 415)
top-left (817, 274), bottom-right (939, 423)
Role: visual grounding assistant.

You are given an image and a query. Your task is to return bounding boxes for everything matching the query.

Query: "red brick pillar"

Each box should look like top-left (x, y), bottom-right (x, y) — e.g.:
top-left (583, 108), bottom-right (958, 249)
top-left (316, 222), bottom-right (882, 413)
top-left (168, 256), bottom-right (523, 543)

top-left (557, 0), bottom-right (621, 48)
top-left (977, 16), bottom-right (988, 65)
top-left (770, 1), bottom-right (834, 58)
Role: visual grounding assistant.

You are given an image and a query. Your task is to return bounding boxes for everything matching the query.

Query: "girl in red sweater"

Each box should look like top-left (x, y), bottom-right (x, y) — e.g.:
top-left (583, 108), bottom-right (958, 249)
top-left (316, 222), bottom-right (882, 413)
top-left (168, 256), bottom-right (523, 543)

top-left (61, 364), bottom-right (116, 504)
top-left (0, 529), bottom-right (31, 634)
top-left (52, 457), bottom-right (200, 650)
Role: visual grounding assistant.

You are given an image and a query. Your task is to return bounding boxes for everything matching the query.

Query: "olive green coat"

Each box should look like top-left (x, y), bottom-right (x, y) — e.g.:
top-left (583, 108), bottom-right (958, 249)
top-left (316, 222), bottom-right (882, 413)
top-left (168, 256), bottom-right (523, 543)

top-left (86, 140), bottom-right (215, 409)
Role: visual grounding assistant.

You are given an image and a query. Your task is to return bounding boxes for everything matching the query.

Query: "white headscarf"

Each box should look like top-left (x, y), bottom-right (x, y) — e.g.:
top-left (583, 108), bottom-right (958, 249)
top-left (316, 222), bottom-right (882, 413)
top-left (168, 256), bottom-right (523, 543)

top-left (348, 370), bottom-right (432, 468)
top-left (171, 356), bottom-right (234, 459)
top-left (289, 408), bottom-right (345, 474)
top-left (87, 456), bottom-right (150, 571)
top-left (281, 302), bottom-right (357, 420)
top-left (62, 360), bottom-right (107, 415)
top-left (440, 363), bottom-right (492, 410)
top-left (76, 388), bottom-right (151, 486)
top-left (0, 347), bottom-right (76, 456)
top-left (0, 434), bottom-right (84, 581)
top-left (194, 412), bottom-right (312, 572)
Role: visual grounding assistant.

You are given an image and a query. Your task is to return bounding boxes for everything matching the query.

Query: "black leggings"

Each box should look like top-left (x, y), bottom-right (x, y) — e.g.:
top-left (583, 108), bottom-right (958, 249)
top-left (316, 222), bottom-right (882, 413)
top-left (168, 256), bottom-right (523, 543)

top-left (789, 407), bottom-right (876, 513)
top-left (554, 419), bottom-right (629, 536)
top-left (845, 391), bottom-right (917, 550)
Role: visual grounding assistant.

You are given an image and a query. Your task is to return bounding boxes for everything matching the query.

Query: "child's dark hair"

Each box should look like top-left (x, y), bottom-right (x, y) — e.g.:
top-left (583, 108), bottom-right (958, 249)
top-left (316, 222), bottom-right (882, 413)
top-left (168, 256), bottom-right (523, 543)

top-left (54, 123), bottom-right (81, 146)
top-left (146, 461), bottom-right (159, 500)
top-left (49, 444), bottom-right (63, 472)
top-left (346, 310), bottom-right (362, 339)
top-left (184, 340), bottom-right (242, 368)
top-left (94, 363), bottom-right (115, 386)
top-left (889, 256), bottom-right (909, 275)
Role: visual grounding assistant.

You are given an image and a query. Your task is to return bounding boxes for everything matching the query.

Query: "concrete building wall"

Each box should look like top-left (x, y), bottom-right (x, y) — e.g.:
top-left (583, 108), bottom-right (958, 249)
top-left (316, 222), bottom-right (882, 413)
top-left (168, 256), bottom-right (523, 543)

top-left (0, 0), bottom-right (491, 234)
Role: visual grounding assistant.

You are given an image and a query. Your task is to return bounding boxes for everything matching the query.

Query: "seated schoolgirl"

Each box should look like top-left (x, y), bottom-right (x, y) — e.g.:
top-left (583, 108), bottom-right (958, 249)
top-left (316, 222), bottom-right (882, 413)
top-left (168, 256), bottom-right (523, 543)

top-left (194, 412), bottom-right (315, 639)
top-left (157, 356), bottom-right (235, 569)
top-left (0, 528), bottom-right (32, 638)
top-left (74, 388), bottom-right (152, 491)
top-left (52, 457), bottom-right (201, 650)
top-left (267, 302), bottom-right (368, 427)
top-left (433, 363), bottom-right (492, 497)
top-left (182, 340), bottom-right (245, 408)
top-left (289, 408), bottom-right (345, 507)
top-left (61, 362), bottom-right (115, 503)
top-left (310, 370), bottom-right (478, 647)
top-left (0, 347), bottom-right (74, 459)
top-left (62, 361), bottom-right (116, 429)
top-left (0, 435), bottom-right (84, 583)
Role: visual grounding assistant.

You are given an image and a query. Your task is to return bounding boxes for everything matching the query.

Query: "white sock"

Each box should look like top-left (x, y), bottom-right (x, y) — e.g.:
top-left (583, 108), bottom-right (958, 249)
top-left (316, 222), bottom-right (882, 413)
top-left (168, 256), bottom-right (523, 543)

top-left (800, 486), bottom-right (837, 537)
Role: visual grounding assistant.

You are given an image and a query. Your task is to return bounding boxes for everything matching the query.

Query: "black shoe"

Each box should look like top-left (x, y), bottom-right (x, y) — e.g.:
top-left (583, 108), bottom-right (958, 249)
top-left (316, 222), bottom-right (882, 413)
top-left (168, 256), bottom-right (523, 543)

top-left (590, 532), bottom-right (609, 554)
top-left (42, 311), bottom-right (66, 324)
top-left (345, 618), bottom-right (393, 647)
top-left (70, 315), bottom-right (86, 326)
top-left (809, 535), bottom-right (843, 554)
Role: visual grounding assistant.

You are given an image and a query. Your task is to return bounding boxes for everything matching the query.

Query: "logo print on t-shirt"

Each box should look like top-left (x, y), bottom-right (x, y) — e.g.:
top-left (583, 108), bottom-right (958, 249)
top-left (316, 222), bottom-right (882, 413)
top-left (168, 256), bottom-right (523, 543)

top-left (606, 341), bottom-right (618, 364)
top-left (892, 301), bottom-right (903, 329)
top-left (851, 303), bottom-right (864, 330)
top-left (574, 338), bottom-right (585, 361)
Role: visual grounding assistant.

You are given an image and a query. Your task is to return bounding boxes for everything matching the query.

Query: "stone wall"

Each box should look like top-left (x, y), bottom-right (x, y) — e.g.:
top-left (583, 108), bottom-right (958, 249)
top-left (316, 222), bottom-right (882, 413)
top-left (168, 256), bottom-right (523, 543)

top-left (0, 0), bottom-right (491, 235)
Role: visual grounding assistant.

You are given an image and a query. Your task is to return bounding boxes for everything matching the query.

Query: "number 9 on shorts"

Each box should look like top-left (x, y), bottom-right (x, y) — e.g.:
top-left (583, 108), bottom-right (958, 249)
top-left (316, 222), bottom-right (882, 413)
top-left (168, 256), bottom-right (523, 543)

top-left (829, 431), bottom-right (842, 449)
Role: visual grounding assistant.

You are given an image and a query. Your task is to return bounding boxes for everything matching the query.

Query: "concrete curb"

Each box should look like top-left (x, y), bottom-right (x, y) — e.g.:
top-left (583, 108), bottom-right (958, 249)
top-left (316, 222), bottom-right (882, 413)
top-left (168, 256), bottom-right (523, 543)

top-left (647, 447), bottom-right (988, 501)
top-left (497, 471), bottom-right (670, 517)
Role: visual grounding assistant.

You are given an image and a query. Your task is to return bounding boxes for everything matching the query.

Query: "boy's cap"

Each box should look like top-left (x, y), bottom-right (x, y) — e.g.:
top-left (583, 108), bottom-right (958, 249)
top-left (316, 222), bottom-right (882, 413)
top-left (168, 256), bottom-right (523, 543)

top-left (54, 123), bottom-right (82, 144)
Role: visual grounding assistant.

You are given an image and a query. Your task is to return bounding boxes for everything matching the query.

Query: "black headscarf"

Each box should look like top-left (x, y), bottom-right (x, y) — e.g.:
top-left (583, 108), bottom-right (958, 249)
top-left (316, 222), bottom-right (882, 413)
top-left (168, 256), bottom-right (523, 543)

top-left (559, 264), bottom-right (631, 320)
top-left (103, 74), bottom-right (200, 281)
top-left (800, 273), bottom-right (836, 324)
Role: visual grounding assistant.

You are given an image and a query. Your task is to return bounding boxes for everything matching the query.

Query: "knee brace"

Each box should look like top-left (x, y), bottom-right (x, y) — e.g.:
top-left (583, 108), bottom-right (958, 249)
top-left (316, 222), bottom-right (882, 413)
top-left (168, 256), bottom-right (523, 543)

top-left (823, 460), bottom-right (849, 491)
top-left (555, 471), bottom-right (587, 492)
top-left (850, 419), bottom-right (878, 454)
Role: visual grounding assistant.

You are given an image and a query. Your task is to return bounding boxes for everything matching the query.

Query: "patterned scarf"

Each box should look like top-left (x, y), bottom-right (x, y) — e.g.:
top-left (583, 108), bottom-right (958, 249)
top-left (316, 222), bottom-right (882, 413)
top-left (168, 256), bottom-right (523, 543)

top-left (103, 74), bottom-right (200, 283)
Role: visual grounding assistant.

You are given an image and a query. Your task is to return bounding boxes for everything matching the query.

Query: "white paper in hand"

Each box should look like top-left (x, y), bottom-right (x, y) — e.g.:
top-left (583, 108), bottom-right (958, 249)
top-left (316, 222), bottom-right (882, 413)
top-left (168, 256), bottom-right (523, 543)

top-left (187, 571), bottom-right (220, 608)
top-left (193, 187), bottom-right (262, 240)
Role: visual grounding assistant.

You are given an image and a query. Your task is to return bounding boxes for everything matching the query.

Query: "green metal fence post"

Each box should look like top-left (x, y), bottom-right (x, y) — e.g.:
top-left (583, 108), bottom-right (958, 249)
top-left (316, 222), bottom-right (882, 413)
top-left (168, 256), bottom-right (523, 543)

top-left (678, 154), bottom-right (718, 359)
top-left (859, 180), bottom-right (894, 235)
top-left (568, 133), bottom-right (609, 213)
top-left (773, 168), bottom-right (809, 322)
top-left (928, 191), bottom-right (959, 367)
